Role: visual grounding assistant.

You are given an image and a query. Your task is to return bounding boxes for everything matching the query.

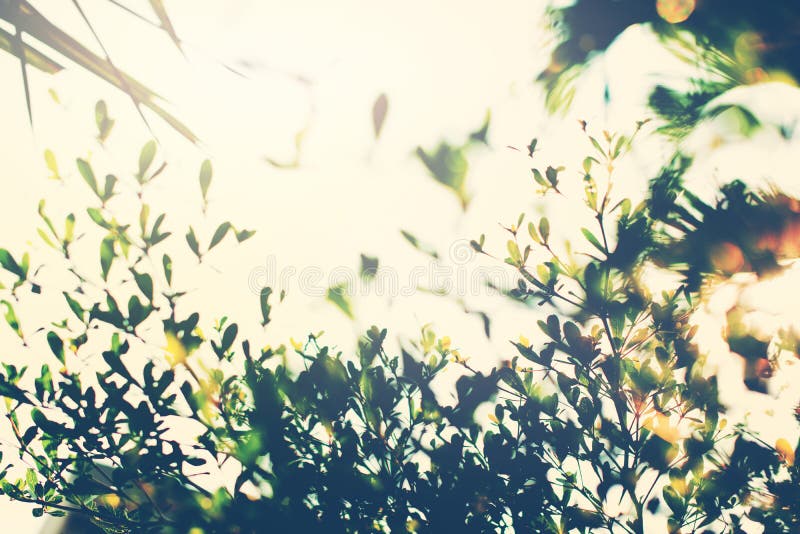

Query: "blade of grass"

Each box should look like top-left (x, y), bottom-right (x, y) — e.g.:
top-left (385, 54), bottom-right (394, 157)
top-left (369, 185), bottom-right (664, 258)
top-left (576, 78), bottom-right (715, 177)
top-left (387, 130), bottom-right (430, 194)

top-left (70, 0), bottom-right (157, 139)
top-left (12, 27), bottom-right (33, 126)
top-left (0, 27), bottom-right (62, 73)
top-left (148, 0), bottom-right (182, 51)
top-left (6, 0), bottom-right (197, 142)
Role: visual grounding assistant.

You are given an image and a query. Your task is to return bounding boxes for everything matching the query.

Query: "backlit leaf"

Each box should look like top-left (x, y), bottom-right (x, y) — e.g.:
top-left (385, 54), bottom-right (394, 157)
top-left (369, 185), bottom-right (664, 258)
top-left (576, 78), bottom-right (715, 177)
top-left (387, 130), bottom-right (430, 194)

top-left (95, 99), bottom-right (114, 142)
top-left (199, 159), bottom-right (212, 202)
top-left (43, 149), bottom-right (59, 179)
top-left (76, 158), bottom-right (98, 195)
top-left (138, 140), bottom-right (156, 181)
top-left (327, 284), bottom-right (354, 319)
top-left (100, 235), bottom-right (115, 280)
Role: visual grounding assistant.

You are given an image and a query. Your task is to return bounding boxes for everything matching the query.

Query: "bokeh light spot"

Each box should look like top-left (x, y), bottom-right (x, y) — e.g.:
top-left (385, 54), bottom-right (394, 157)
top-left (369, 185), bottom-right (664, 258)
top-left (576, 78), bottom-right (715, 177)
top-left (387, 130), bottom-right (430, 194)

top-left (656, 0), bottom-right (696, 24)
top-left (710, 242), bottom-right (745, 274)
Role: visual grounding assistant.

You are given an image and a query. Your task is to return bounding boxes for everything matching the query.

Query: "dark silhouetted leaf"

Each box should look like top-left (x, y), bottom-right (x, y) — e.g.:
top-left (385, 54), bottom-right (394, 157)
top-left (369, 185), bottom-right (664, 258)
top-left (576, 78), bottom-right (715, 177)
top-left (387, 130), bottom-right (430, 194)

top-left (209, 222), bottom-right (231, 250)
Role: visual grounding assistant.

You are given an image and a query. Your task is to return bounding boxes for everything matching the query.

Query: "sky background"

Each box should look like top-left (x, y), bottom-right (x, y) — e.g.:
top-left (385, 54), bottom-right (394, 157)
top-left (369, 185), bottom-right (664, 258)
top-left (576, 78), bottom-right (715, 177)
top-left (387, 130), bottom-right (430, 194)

top-left (1, 1), bottom-right (800, 531)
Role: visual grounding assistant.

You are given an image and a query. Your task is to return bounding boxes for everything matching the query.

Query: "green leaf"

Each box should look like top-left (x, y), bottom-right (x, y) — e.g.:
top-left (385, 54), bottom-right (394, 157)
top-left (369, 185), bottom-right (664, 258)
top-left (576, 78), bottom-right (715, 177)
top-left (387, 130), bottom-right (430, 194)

top-left (589, 136), bottom-right (605, 157)
top-left (583, 263), bottom-right (603, 306)
top-left (234, 228), bottom-right (255, 243)
top-left (127, 295), bottom-right (150, 327)
top-left (497, 367), bottom-right (526, 395)
top-left (37, 228), bottom-right (56, 249)
top-left (64, 213), bottom-right (75, 243)
top-left (360, 254), bottom-right (379, 279)
top-left (662, 485), bottom-right (685, 516)
top-left (162, 254), bottom-right (173, 285)
top-left (63, 292), bottom-right (85, 322)
top-left (562, 321), bottom-right (581, 347)
top-left (100, 235), bottom-right (115, 280)
top-left (1, 300), bottom-right (22, 339)
top-left (199, 159), bottom-right (212, 202)
top-left (43, 149), bottom-right (59, 179)
top-left (139, 204), bottom-right (150, 235)
top-left (416, 142), bottom-right (470, 209)
top-left (102, 337), bottom-right (134, 382)
top-left (186, 227), bottom-right (201, 259)
top-left (583, 174), bottom-right (598, 210)
top-left (514, 341), bottom-right (541, 365)
top-left (133, 272), bottom-right (154, 301)
top-left (0, 374), bottom-right (29, 404)
top-left (181, 381), bottom-right (199, 414)
top-left (70, 475), bottom-right (108, 497)
top-left (0, 249), bottom-right (24, 278)
top-left (545, 166), bottom-right (559, 188)
top-left (528, 221), bottom-right (541, 244)
top-left (19, 253), bottom-right (29, 279)
top-left (102, 174), bottom-right (117, 202)
top-left (581, 228), bottom-right (605, 253)
top-left (208, 222), bottom-right (231, 250)
top-left (532, 168), bottom-right (548, 187)
top-left (25, 468), bottom-right (37, 497)
top-left (86, 207), bottom-right (109, 229)
top-left (612, 135), bottom-right (626, 158)
top-left (539, 217), bottom-right (550, 244)
top-left (468, 109), bottom-right (491, 145)
top-left (76, 158), bottom-right (98, 195)
top-left (95, 100), bottom-right (115, 142)
top-left (37, 200), bottom-right (58, 240)
top-left (326, 284), bottom-right (354, 319)
top-left (539, 314), bottom-right (560, 341)
top-left (613, 198), bottom-right (632, 218)
top-left (34, 364), bottom-right (53, 401)
top-left (150, 213), bottom-right (170, 245)
top-left (400, 230), bottom-right (438, 259)
top-left (221, 324), bottom-right (238, 352)
top-left (259, 287), bottom-right (272, 326)
top-left (507, 240), bottom-right (522, 265)
top-left (46, 331), bottom-right (64, 364)
top-left (138, 140), bottom-right (156, 181)
top-left (527, 137), bottom-right (538, 157)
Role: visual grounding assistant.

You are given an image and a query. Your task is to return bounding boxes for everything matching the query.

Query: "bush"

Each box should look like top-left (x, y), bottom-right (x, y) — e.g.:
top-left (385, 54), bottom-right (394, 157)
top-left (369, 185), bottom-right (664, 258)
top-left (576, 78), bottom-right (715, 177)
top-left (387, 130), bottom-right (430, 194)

top-left (0, 116), bottom-right (795, 533)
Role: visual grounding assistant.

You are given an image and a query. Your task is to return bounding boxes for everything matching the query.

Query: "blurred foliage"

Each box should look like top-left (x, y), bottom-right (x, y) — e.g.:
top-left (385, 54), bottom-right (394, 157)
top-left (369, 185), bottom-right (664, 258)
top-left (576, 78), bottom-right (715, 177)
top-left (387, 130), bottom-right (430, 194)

top-left (542, 0), bottom-right (800, 133)
top-left (649, 168), bottom-right (800, 289)
top-left (415, 111), bottom-right (490, 210)
top-left (0, 1), bottom-right (799, 533)
top-left (0, 110), bottom-right (797, 533)
top-left (546, 0), bottom-right (800, 80)
top-left (0, 0), bottom-right (195, 141)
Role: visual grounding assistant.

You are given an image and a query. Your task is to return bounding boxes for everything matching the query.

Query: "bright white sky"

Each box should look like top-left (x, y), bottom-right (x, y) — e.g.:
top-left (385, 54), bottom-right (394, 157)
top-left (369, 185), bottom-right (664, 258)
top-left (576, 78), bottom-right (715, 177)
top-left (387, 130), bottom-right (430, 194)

top-left (1, 1), bottom-right (799, 531)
